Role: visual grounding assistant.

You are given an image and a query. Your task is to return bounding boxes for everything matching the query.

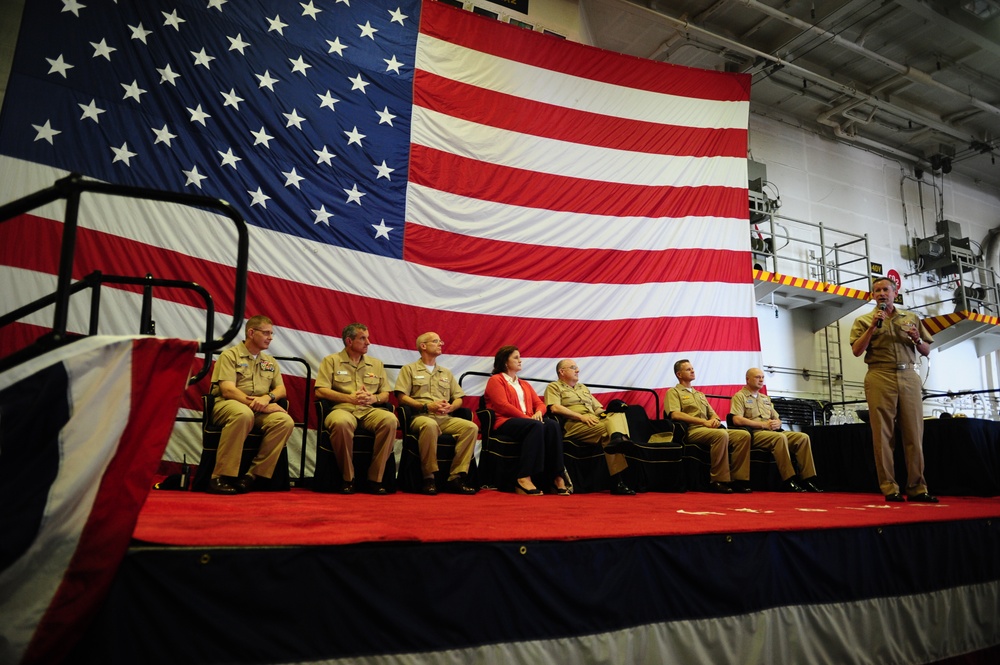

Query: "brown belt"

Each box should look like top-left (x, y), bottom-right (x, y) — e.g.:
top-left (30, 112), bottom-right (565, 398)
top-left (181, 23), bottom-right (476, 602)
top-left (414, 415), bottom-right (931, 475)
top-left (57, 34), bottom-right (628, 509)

top-left (868, 362), bottom-right (915, 370)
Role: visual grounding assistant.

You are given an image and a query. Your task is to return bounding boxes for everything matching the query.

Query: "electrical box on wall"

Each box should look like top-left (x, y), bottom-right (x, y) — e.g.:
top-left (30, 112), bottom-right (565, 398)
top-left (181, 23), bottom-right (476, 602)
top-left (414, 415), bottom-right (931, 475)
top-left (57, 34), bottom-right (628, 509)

top-left (914, 220), bottom-right (978, 277)
top-left (748, 160), bottom-right (769, 223)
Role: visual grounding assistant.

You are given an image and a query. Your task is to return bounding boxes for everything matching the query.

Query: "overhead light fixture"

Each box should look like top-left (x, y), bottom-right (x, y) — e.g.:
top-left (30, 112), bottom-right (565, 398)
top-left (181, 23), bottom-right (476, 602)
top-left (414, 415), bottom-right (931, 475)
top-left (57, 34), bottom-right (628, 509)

top-left (961, 0), bottom-right (1000, 19)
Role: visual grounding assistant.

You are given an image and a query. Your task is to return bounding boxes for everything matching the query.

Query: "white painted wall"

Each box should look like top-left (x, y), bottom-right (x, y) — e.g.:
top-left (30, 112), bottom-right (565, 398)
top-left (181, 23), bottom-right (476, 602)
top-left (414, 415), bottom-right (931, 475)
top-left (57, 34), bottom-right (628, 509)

top-left (749, 113), bottom-right (1000, 418)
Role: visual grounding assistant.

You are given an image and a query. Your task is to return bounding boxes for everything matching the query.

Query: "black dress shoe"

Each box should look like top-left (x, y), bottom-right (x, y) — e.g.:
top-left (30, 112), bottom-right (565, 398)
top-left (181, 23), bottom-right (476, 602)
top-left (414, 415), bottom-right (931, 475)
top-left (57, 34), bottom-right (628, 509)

top-left (885, 492), bottom-right (906, 503)
top-left (367, 482), bottom-right (388, 495)
top-left (783, 478), bottom-right (807, 493)
top-left (604, 433), bottom-right (632, 455)
top-left (801, 478), bottom-right (824, 493)
top-left (708, 481), bottom-right (734, 494)
top-left (421, 478), bottom-right (438, 495)
top-left (909, 492), bottom-right (939, 503)
top-left (446, 474), bottom-right (477, 495)
top-left (339, 479), bottom-right (355, 494)
top-left (610, 476), bottom-right (636, 496)
top-left (730, 481), bottom-right (753, 494)
top-left (206, 477), bottom-right (238, 495)
top-left (233, 474), bottom-right (256, 494)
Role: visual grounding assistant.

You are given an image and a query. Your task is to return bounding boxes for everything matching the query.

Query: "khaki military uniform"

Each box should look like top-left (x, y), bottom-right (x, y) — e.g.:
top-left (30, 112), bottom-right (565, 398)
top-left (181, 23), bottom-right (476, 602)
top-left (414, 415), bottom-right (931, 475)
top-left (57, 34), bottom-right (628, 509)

top-left (850, 307), bottom-right (933, 497)
top-left (210, 341), bottom-right (293, 479)
top-left (315, 349), bottom-right (398, 482)
top-left (666, 384), bottom-right (749, 483)
top-left (544, 380), bottom-right (628, 476)
top-left (394, 360), bottom-right (478, 479)
top-left (730, 387), bottom-right (817, 481)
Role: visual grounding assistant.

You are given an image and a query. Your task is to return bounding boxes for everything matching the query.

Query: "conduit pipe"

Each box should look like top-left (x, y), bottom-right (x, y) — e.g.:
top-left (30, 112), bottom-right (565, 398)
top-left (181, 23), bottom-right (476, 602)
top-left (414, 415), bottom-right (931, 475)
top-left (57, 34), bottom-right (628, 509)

top-left (739, 0), bottom-right (1000, 120)
top-left (628, 1), bottom-right (984, 158)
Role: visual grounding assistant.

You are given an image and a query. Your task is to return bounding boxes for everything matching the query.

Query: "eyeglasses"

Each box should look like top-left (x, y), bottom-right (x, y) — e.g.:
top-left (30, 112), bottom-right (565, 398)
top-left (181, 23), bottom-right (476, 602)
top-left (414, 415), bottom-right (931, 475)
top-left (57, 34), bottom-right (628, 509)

top-left (564, 365), bottom-right (579, 371)
top-left (252, 329), bottom-right (275, 338)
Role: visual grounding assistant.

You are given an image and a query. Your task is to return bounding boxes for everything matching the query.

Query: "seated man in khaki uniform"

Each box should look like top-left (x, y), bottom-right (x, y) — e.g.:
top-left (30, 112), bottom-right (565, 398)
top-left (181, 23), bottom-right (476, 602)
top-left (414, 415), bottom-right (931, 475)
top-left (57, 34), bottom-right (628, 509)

top-left (208, 315), bottom-right (294, 495)
top-left (729, 368), bottom-right (822, 492)
top-left (394, 332), bottom-right (478, 495)
top-left (545, 359), bottom-right (635, 496)
top-left (315, 323), bottom-right (398, 495)
top-left (665, 359), bottom-right (750, 493)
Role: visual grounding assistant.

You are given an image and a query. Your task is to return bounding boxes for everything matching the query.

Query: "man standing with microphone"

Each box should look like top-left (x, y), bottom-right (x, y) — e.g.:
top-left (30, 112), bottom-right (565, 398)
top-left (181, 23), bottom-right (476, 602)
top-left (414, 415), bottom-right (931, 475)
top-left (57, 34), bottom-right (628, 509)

top-left (850, 277), bottom-right (937, 503)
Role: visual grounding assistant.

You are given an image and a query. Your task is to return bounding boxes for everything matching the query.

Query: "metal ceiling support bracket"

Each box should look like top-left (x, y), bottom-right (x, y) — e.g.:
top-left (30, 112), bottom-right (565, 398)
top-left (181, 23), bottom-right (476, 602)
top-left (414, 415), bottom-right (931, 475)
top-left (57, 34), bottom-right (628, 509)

top-left (623, 0), bottom-right (990, 163)
top-left (741, 0), bottom-right (1000, 119)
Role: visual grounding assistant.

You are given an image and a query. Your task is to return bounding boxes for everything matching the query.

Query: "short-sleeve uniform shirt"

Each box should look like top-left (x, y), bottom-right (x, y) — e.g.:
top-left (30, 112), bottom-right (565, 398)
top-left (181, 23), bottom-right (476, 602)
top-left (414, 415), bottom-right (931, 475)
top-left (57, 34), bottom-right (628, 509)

top-left (211, 341), bottom-right (283, 399)
top-left (730, 387), bottom-right (778, 421)
top-left (665, 384), bottom-right (717, 421)
top-left (544, 380), bottom-right (604, 416)
top-left (849, 307), bottom-right (932, 366)
top-left (316, 349), bottom-right (391, 414)
top-left (394, 361), bottom-right (464, 404)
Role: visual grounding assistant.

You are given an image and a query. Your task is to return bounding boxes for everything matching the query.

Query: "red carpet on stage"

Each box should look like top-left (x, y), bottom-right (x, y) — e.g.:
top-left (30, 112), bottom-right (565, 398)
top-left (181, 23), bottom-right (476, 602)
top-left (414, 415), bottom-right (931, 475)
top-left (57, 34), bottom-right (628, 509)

top-left (135, 488), bottom-right (1000, 547)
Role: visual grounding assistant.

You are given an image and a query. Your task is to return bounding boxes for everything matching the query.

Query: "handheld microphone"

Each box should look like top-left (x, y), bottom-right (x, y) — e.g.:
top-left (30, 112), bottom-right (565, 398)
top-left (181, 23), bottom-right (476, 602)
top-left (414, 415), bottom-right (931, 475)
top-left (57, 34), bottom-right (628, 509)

top-left (876, 303), bottom-right (886, 328)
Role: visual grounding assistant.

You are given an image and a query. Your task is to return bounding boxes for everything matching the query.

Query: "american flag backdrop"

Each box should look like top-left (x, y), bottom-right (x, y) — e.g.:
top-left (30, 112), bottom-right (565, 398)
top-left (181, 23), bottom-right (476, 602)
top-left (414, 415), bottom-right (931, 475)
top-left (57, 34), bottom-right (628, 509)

top-left (0, 0), bottom-right (758, 453)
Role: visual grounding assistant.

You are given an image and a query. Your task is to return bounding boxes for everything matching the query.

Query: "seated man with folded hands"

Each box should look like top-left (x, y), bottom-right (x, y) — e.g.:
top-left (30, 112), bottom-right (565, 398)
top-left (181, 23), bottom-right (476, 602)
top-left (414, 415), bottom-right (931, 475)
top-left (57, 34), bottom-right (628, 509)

top-left (545, 359), bottom-right (635, 496)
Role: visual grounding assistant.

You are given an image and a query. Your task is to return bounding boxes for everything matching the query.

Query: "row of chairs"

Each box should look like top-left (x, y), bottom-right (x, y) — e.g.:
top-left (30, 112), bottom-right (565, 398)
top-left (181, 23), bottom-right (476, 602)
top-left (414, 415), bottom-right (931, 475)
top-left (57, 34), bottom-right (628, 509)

top-left (194, 396), bottom-right (446, 494)
top-left (193, 393), bottom-right (817, 493)
top-left (676, 396), bottom-right (822, 491)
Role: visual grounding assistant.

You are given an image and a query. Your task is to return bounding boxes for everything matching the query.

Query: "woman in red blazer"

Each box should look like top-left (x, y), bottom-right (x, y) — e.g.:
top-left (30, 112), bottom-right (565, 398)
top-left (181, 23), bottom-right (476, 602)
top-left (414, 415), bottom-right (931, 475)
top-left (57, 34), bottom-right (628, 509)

top-left (484, 345), bottom-right (568, 495)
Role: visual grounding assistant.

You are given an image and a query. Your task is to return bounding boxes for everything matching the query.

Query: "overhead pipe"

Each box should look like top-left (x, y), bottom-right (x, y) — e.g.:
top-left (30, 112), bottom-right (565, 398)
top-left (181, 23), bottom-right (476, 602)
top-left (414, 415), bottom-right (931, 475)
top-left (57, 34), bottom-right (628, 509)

top-left (739, 0), bottom-right (1000, 119)
top-left (629, 1), bottom-right (984, 152)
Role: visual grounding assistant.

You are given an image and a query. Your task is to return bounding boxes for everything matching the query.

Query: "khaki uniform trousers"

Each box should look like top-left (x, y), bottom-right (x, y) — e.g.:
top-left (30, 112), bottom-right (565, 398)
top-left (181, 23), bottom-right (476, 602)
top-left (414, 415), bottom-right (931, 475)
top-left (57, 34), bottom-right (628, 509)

top-left (687, 426), bottom-right (750, 483)
top-left (325, 407), bottom-right (399, 482)
top-left (409, 414), bottom-right (478, 478)
top-left (212, 399), bottom-right (293, 479)
top-left (865, 366), bottom-right (928, 496)
top-left (562, 412), bottom-right (629, 476)
top-left (749, 430), bottom-right (816, 481)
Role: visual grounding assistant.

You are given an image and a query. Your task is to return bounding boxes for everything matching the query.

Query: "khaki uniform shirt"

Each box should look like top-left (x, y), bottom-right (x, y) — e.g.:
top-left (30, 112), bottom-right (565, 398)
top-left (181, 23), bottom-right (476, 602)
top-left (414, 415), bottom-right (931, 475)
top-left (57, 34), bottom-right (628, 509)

top-left (665, 384), bottom-right (717, 421)
top-left (315, 349), bottom-right (390, 414)
top-left (211, 341), bottom-right (283, 399)
top-left (849, 307), bottom-right (932, 366)
top-left (544, 380), bottom-right (605, 416)
top-left (394, 360), bottom-right (464, 405)
top-left (730, 387), bottom-right (779, 422)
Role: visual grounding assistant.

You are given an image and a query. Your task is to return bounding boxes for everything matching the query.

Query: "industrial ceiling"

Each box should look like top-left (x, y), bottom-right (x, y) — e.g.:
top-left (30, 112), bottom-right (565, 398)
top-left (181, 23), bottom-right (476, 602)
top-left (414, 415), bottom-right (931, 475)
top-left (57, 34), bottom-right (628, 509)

top-left (581, 0), bottom-right (1000, 193)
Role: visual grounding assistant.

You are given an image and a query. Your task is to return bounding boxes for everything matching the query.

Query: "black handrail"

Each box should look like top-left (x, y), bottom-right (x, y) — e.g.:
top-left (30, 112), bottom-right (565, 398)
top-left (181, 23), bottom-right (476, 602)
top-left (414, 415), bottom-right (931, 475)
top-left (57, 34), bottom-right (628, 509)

top-left (0, 270), bottom-right (220, 382)
top-left (0, 173), bottom-right (248, 379)
top-left (921, 387), bottom-right (1000, 401)
top-left (457, 369), bottom-right (661, 417)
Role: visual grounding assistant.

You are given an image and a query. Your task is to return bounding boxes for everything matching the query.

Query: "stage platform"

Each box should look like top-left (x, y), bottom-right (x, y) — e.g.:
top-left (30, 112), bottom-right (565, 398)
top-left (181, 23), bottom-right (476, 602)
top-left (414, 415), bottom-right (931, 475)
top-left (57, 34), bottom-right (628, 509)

top-left (69, 489), bottom-right (1000, 665)
top-left (808, 418), bottom-right (1000, 496)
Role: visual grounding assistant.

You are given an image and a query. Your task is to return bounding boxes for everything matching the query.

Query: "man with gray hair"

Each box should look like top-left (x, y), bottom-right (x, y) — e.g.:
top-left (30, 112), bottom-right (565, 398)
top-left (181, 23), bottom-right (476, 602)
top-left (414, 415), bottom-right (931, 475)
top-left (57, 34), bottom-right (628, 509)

top-left (208, 315), bottom-right (294, 495)
top-left (545, 359), bottom-right (635, 495)
top-left (315, 323), bottom-right (398, 495)
top-left (394, 332), bottom-right (478, 495)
